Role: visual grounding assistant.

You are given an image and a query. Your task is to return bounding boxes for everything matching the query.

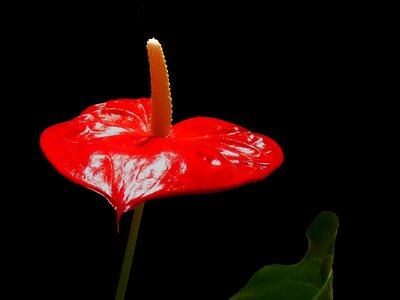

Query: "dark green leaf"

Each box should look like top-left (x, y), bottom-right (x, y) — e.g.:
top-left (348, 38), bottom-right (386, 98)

top-left (230, 211), bottom-right (339, 300)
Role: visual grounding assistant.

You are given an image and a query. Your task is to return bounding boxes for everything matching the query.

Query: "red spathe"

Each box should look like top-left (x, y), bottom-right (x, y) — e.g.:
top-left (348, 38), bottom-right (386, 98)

top-left (40, 98), bottom-right (284, 219)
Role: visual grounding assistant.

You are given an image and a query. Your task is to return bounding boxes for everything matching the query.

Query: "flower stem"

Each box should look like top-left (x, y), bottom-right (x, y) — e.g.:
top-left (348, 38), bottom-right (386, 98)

top-left (115, 203), bottom-right (145, 300)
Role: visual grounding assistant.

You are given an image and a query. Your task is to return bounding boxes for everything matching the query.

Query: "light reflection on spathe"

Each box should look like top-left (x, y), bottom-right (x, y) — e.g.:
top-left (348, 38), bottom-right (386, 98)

top-left (121, 152), bottom-right (187, 201)
top-left (211, 159), bottom-right (221, 166)
top-left (82, 151), bottom-right (187, 204)
top-left (221, 149), bottom-right (240, 157)
top-left (82, 153), bottom-right (112, 195)
top-left (78, 122), bottom-right (129, 139)
top-left (255, 137), bottom-right (266, 149)
top-left (233, 146), bottom-right (255, 155)
top-left (92, 123), bottom-right (129, 138)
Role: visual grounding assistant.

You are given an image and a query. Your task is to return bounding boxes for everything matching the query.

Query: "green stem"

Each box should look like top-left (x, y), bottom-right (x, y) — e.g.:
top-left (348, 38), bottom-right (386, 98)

top-left (115, 203), bottom-right (145, 300)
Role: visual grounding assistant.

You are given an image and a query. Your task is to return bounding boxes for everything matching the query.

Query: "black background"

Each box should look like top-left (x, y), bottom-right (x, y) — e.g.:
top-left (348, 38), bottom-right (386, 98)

top-left (6, 2), bottom-right (388, 299)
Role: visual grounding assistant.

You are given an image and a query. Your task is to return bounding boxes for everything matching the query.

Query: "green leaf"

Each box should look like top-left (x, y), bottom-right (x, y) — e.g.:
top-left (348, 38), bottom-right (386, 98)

top-left (229, 211), bottom-right (339, 300)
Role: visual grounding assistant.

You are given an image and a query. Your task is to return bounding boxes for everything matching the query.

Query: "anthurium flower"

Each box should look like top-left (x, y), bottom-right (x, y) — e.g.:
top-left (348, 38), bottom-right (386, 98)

top-left (40, 38), bottom-right (284, 222)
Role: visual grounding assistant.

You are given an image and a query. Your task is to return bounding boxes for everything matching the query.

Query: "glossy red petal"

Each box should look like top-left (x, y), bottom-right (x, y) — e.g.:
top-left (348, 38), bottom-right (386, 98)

top-left (40, 99), bottom-right (283, 217)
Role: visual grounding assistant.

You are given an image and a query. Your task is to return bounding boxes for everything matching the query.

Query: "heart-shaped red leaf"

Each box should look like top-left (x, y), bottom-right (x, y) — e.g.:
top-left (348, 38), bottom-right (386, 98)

top-left (40, 99), bottom-right (283, 218)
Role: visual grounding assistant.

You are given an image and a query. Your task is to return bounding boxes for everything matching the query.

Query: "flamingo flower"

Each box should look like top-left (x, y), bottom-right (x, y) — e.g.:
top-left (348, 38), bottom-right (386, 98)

top-left (40, 38), bottom-right (284, 224)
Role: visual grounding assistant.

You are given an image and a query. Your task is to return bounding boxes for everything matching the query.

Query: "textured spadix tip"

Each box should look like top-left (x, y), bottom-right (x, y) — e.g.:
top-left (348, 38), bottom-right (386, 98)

top-left (147, 37), bottom-right (160, 46)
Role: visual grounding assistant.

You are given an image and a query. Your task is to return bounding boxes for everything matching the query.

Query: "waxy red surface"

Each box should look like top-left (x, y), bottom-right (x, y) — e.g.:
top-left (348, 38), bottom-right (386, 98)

top-left (40, 98), bottom-right (283, 218)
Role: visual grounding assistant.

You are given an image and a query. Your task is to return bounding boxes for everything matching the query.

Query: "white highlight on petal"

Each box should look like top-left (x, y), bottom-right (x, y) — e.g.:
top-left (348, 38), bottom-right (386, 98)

top-left (82, 151), bottom-right (188, 205)
top-left (255, 137), bottom-right (266, 148)
top-left (234, 146), bottom-right (255, 155)
top-left (211, 159), bottom-right (221, 166)
top-left (247, 134), bottom-right (255, 141)
top-left (120, 151), bottom-right (186, 201)
top-left (82, 153), bottom-right (112, 195)
top-left (95, 125), bottom-right (128, 137)
top-left (221, 149), bottom-right (240, 157)
top-left (78, 122), bottom-right (128, 138)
